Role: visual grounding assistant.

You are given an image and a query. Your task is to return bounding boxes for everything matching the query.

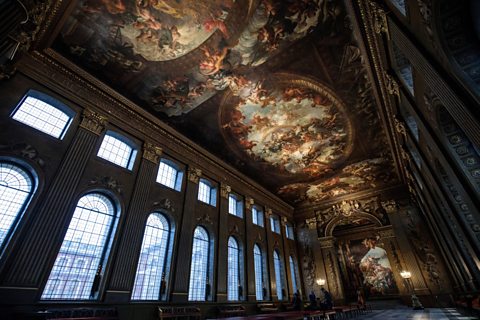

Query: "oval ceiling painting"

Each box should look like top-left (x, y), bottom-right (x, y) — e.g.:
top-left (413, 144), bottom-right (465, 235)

top-left (78, 0), bottom-right (237, 62)
top-left (220, 75), bottom-right (353, 178)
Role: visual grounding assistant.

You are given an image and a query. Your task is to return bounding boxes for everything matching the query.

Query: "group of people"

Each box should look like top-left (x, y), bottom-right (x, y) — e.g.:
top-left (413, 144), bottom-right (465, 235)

top-left (291, 287), bottom-right (333, 311)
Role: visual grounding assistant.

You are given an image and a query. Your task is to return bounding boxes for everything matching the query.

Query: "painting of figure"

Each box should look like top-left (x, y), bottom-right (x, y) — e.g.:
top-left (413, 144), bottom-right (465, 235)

top-left (339, 236), bottom-right (397, 299)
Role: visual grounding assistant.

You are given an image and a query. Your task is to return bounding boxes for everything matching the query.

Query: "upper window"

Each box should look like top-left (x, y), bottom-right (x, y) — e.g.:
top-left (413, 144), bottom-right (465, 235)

top-left (273, 250), bottom-right (284, 300)
top-left (389, 0), bottom-right (406, 16)
top-left (0, 162), bottom-right (34, 250)
top-left (228, 194), bottom-right (243, 218)
top-left (132, 213), bottom-right (172, 300)
top-left (285, 223), bottom-right (294, 240)
top-left (188, 226), bottom-right (210, 301)
top-left (253, 244), bottom-right (264, 301)
top-left (289, 256), bottom-right (298, 294)
top-left (11, 91), bottom-right (73, 139)
top-left (270, 215), bottom-right (281, 234)
top-left (97, 132), bottom-right (137, 170)
top-left (156, 160), bottom-right (183, 191)
top-left (252, 206), bottom-right (264, 227)
top-left (393, 43), bottom-right (414, 95)
top-left (198, 179), bottom-right (216, 206)
top-left (42, 193), bottom-right (118, 300)
top-left (227, 236), bottom-right (242, 301)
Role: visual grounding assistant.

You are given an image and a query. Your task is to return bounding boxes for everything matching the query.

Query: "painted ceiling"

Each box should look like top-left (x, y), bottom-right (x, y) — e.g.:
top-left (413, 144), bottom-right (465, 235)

top-left (52, 0), bottom-right (399, 206)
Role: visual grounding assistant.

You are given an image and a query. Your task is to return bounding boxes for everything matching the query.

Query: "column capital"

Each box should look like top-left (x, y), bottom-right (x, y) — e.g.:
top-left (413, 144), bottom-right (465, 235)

top-left (318, 236), bottom-right (335, 249)
top-left (142, 142), bottom-right (163, 164)
top-left (381, 200), bottom-right (398, 214)
top-left (265, 207), bottom-right (272, 217)
top-left (79, 109), bottom-right (107, 135)
top-left (245, 196), bottom-right (254, 210)
top-left (187, 167), bottom-right (202, 184)
top-left (370, 0), bottom-right (389, 36)
top-left (220, 183), bottom-right (231, 199)
top-left (385, 73), bottom-right (400, 97)
top-left (393, 116), bottom-right (407, 136)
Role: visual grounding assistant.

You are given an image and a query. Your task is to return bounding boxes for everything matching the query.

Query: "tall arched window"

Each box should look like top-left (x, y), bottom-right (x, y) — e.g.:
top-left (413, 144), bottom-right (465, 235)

top-left (188, 226), bottom-right (210, 301)
top-left (42, 193), bottom-right (118, 300)
top-left (132, 213), bottom-right (172, 300)
top-left (253, 244), bottom-right (264, 300)
top-left (0, 162), bottom-right (34, 249)
top-left (227, 236), bottom-right (241, 301)
top-left (289, 256), bottom-right (298, 293)
top-left (273, 250), bottom-right (284, 300)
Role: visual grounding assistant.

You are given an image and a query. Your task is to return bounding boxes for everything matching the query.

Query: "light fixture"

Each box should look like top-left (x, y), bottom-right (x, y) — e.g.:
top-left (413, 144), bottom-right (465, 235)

top-left (400, 270), bottom-right (411, 279)
top-left (316, 278), bottom-right (326, 286)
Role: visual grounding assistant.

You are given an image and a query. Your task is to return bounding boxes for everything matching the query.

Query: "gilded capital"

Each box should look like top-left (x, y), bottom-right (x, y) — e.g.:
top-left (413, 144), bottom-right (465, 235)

top-left (381, 200), bottom-right (397, 214)
top-left (80, 109), bottom-right (107, 135)
top-left (306, 217), bottom-right (317, 230)
top-left (370, 1), bottom-right (389, 36)
top-left (245, 196), bottom-right (254, 210)
top-left (281, 216), bottom-right (288, 226)
top-left (393, 117), bottom-right (407, 136)
top-left (265, 208), bottom-right (272, 217)
top-left (142, 142), bottom-right (163, 164)
top-left (400, 147), bottom-right (411, 162)
top-left (385, 74), bottom-right (400, 97)
top-left (220, 183), bottom-right (231, 199)
top-left (187, 167), bottom-right (202, 183)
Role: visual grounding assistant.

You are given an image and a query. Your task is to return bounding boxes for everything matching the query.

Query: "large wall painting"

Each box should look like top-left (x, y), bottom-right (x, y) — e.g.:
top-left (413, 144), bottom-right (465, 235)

top-left (338, 236), bottom-right (398, 299)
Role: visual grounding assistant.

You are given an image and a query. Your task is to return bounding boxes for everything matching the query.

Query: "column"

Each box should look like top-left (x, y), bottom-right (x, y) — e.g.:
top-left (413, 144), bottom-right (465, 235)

top-left (319, 237), bottom-right (344, 303)
top-left (215, 183), bottom-right (230, 302)
top-left (105, 142), bottom-right (162, 302)
top-left (170, 167), bottom-right (201, 302)
top-left (0, 109), bottom-right (107, 300)
top-left (245, 197), bottom-right (256, 302)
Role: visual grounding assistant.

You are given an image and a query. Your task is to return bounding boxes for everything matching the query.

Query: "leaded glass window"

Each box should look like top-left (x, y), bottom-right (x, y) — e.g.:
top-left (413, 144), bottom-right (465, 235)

top-left (156, 160), bottom-right (183, 191)
top-left (97, 133), bottom-right (137, 170)
top-left (253, 244), bottom-right (264, 301)
top-left (227, 236), bottom-right (241, 301)
top-left (42, 193), bottom-right (118, 300)
top-left (252, 206), bottom-right (264, 227)
top-left (274, 250), bottom-right (284, 300)
top-left (289, 256), bottom-right (298, 293)
top-left (188, 226), bottom-right (210, 301)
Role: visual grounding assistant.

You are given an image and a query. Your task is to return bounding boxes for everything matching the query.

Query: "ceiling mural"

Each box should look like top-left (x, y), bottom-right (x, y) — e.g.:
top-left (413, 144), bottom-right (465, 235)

top-left (52, 0), bottom-right (399, 206)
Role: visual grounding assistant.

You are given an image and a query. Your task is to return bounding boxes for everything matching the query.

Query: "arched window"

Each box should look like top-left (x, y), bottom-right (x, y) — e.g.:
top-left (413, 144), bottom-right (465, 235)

top-left (132, 213), bottom-right (172, 300)
top-left (0, 162), bottom-right (34, 249)
top-left (227, 236), bottom-right (241, 301)
top-left (42, 193), bottom-right (118, 300)
top-left (273, 250), bottom-right (284, 300)
top-left (188, 226), bottom-right (210, 301)
top-left (97, 131), bottom-right (137, 170)
top-left (253, 244), bottom-right (264, 300)
top-left (11, 91), bottom-right (73, 139)
top-left (289, 256), bottom-right (298, 293)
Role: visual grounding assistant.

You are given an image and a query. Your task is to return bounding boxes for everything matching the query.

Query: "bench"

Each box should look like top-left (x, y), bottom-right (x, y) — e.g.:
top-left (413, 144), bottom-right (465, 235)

top-left (47, 308), bottom-right (118, 319)
top-left (218, 305), bottom-right (246, 317)
top-left (257, 303), bottom-right (279, 313)
top-left (158, 306), bottom-right (201, 319)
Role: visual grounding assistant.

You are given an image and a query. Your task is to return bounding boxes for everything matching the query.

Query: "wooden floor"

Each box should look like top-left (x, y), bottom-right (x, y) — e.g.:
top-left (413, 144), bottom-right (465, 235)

top-left (357, 308), bottom-right (478, 319)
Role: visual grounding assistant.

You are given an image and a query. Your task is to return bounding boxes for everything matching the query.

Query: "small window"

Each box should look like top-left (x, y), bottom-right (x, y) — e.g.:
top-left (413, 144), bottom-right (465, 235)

top-left (228, 194), bottom-right (243, 218)
top-left (156, 160), bottom-right (183, 191)
top-left (11, 91), bottom-right (73, 139)
top-left (97, 132), bottom-right (137, 170)
top-left (0, 162), bottom-right (35, 249)
top-left (285, 223), bottom-right (294, 240)
top-left (198, 179), bottom-right (216, 206)
top-left (252, 206), bottom-right (264, 227)
top-left (270, 215), bottom-right (281, 234)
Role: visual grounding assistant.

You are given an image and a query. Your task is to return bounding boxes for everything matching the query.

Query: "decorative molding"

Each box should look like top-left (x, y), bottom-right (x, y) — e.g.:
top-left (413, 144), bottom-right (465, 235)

top-left (88, 176), bottom-right (122, 194)
top-left (0, 143), bottom-right (45, 167)
top-left (305, 218), bottom-right (317, 230)
top-left (142, 142), bottom-right (162, 164)
top-left (187, 167), bottom-right (202, 184)
top-left (245, 197), bottom-right (254, 210)
top-left (385, 73), bottom-right (400, 97)
top-left (229, 224), bottom-right (242, 236)
top-left (281, 216), bottom-right (288, 227)
top-left (256, 233), bottom-right (264, 243)
top-left (152, 198), bottom-right (175, 213)
top-left (220, 183), bottom-right (231, 199)
top-left (79, 109), bottom-right (107, 135)
top-left (369, 0), bottom-right (389, 37)
top-left (381, 200), bottom-right (397, 214)
top-left (197, 212), bottom-right (213, 225)
top-left (318, 236), bottom-right (335, 248)
top-left (400, 147), bottom-right (411, 162)
top-left (265, 208), bottom-right (272, 217)
top-left (375, 226), bottom-right (395, 238)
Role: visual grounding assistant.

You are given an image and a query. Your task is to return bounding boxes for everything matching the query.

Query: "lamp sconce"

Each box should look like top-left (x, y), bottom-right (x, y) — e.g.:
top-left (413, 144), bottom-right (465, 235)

top-left (316, 278), bottom-right (326, 286)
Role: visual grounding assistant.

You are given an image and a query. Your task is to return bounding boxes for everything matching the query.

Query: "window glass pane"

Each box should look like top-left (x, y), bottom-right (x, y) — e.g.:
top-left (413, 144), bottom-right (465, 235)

top-left (42, 193), bottom-right (116, 300)
top-left (12, 96), bottom-right (71, 139)
top-left (0, 163), bottom-right (33, 248)
top-left (188, 227), bottom-right (209, 301)
top-left (132, 213), bottom-right (170, 300)
top-left (198, 180), bottom-right (210, 204)
top-left (254, 245), bottom-right (264, 301)
top-left (274, 250), bottom-right (283, 300)
top-left (286, 224), bottom-right (294, 240)
top-left (289, 256), bottom-right (297, 293)
top-left (270, 216), bottom-right (280, 233)
top-left (252, 207), bottom-right (258, 225)
top-left (227, 237), bottom-right (240, 301)
top-left (97, 134), bottom-right (134, 169)
top-left (156, 161), bottom-right (178, 189)
top-left (228, 195), bottom-right (236, 216)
